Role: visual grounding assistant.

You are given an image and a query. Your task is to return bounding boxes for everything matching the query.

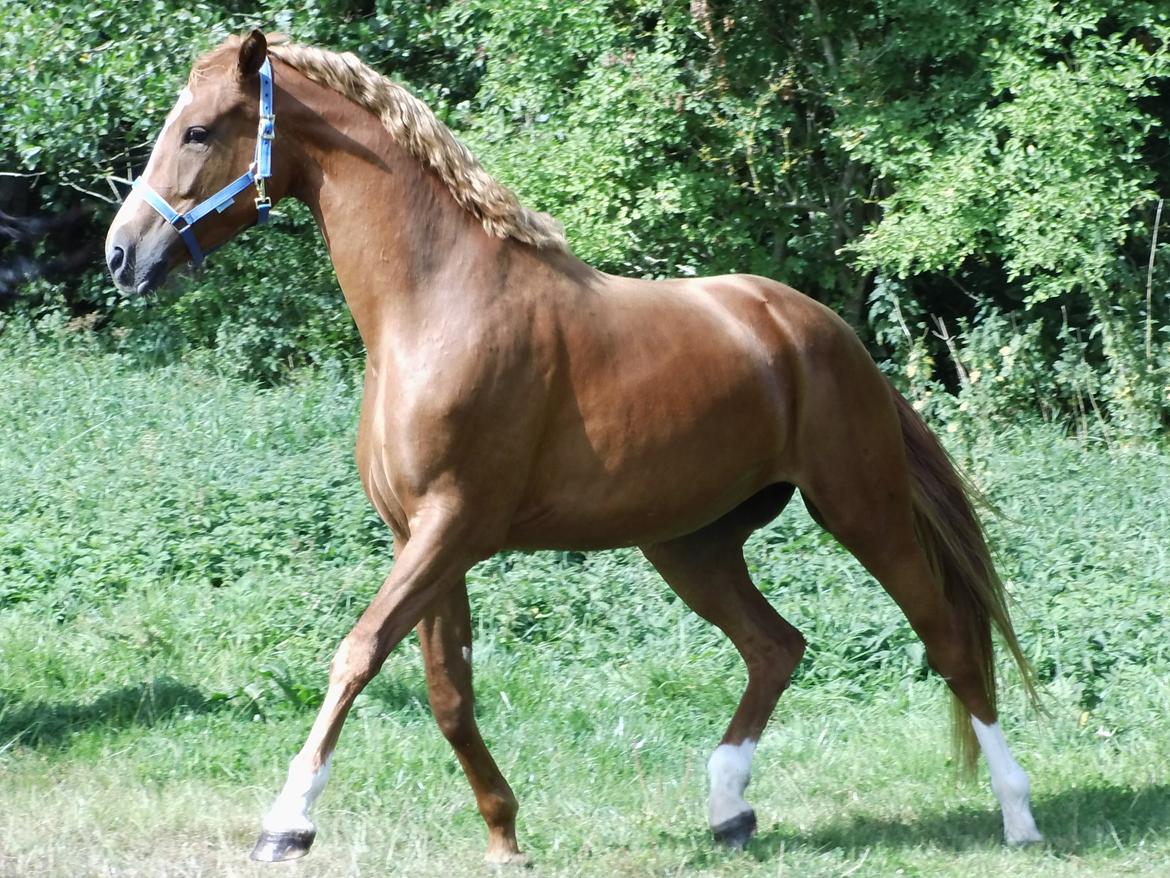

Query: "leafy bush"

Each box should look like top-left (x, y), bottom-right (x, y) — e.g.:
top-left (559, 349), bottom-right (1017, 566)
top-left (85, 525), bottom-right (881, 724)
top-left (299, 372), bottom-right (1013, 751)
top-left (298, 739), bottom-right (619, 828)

top-left (3, 0), bottom-right (1169, 430)
top-left (107, 203), bottom-right (359, 383)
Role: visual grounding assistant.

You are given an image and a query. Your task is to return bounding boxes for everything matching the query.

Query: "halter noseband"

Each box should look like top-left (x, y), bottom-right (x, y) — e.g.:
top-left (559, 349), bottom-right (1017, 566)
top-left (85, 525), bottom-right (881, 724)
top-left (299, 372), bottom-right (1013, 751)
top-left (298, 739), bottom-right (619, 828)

top-left (133, 57), bottom-right (275, 269)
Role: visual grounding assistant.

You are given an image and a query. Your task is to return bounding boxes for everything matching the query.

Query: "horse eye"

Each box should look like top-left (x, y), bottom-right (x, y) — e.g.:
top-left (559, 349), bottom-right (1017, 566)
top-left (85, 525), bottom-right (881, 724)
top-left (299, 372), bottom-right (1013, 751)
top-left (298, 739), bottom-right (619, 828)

top-left (183, 126), bottom-right (209, 145)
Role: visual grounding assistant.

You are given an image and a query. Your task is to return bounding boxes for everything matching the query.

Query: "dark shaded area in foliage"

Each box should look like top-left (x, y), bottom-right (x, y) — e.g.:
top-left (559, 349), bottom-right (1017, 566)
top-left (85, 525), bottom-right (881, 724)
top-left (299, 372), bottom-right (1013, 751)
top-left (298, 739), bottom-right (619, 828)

top-left (0, 205), bottom-right (99, 313)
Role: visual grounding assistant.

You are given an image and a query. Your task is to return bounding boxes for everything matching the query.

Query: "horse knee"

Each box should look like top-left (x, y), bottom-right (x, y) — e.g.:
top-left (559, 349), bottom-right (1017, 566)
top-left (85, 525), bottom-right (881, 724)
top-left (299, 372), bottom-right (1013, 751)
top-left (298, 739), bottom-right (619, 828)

top-left (330, 632), bottom-right (381, 690)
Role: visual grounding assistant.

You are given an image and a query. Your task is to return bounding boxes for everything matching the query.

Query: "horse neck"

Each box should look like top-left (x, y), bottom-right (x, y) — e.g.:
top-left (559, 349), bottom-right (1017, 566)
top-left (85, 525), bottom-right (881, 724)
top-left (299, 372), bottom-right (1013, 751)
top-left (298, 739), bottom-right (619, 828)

top-left (279, 71), bottom-right (511, 353)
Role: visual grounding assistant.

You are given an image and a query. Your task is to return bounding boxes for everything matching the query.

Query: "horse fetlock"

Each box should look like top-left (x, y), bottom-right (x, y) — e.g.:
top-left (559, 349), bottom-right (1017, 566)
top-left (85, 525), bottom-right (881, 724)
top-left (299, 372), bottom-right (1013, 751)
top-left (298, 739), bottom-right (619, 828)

top-left (258, 752), bottom-right (330, 853)
top-left (1003, 809), bottom-right (1044, 847)
top-left (484, 835), bottom-right (527, 866)
top-left (707, 739), bottom-right (757, 847)
top-left (996, 768), bottom-right (1042, 846)
top-left (971, 718), bottom-right (1043, 846)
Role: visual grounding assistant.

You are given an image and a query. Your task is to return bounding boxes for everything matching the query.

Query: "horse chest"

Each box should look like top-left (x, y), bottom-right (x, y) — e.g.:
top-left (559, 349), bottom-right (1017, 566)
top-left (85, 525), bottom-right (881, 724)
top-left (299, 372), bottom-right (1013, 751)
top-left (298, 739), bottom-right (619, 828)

top-left (355, 368), bottom-right (437, 534)
top-left (356, 360), bottom-right (512, 531)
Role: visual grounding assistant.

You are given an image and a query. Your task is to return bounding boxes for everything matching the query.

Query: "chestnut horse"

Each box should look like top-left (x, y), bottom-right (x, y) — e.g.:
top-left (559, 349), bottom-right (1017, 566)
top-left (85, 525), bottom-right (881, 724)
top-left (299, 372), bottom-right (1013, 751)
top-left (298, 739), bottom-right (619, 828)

top-left (105, 31), bottom-right (1042, 863)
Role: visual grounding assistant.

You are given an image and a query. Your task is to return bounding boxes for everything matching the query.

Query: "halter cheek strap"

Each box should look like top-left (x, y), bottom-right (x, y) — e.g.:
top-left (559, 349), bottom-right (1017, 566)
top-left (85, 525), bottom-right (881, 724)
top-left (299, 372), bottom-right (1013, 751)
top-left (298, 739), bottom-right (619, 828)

top-left (133, 57), bottom-right (275, 269)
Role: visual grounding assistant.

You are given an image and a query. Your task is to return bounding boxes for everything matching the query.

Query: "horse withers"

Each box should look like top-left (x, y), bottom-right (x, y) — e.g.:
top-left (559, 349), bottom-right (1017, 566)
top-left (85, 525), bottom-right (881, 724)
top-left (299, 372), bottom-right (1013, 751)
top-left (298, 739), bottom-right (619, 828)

top-left (105, 30), bottom-right (1042, 864)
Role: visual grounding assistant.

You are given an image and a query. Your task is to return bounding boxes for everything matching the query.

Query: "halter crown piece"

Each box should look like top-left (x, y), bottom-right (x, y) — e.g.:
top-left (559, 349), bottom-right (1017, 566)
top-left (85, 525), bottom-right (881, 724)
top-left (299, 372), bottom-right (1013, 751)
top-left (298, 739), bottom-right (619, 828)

top-left (133, 57), bottom-right (275, 269)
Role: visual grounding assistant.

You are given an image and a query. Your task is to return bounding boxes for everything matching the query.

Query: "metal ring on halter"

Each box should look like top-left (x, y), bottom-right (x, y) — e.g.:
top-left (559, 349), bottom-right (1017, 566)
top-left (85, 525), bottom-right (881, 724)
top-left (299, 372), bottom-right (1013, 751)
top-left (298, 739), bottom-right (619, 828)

top-left (132, 57), bottom-right (276, 269)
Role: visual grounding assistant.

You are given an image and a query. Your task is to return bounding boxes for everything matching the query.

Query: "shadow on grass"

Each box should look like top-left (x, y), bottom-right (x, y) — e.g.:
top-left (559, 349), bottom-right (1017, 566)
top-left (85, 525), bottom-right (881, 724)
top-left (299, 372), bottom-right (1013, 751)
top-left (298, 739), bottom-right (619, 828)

top-left (656, 783), bottom-right (1170, 865)
top-left (0, 676), bottom-right (222, 749)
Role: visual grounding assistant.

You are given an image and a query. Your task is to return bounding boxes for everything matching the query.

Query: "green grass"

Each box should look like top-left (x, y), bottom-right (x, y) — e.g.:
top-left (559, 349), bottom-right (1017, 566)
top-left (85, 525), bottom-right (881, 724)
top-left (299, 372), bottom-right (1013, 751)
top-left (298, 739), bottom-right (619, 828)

top-left (1, 330), bottom-right (1168, 877)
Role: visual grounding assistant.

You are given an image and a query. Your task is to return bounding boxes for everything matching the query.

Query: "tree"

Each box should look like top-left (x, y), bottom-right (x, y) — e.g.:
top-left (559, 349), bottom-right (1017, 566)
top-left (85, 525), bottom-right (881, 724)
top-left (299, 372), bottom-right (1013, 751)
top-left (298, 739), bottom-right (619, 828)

top-left (2, 1), bottom-right (1167, 429)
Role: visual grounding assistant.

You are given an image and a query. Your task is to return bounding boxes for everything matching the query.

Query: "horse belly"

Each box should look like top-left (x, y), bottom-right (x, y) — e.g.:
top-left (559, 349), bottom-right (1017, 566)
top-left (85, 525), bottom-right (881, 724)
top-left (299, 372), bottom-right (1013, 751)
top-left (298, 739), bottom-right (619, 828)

top-left (506, 345), bottom-right (792, 550)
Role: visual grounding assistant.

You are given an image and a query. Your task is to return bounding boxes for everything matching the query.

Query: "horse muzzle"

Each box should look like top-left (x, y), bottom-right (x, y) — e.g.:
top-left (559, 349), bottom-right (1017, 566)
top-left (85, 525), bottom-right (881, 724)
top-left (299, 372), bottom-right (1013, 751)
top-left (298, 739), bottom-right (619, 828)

top-left (105, 224), bottom-right (173, 295)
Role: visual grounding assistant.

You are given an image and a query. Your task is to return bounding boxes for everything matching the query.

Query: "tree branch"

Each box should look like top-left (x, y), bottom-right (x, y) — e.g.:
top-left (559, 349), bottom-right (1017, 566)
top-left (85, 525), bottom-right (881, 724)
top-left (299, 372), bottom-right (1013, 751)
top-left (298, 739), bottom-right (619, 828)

top-left (1146, 197), bottom-right (1163, 362)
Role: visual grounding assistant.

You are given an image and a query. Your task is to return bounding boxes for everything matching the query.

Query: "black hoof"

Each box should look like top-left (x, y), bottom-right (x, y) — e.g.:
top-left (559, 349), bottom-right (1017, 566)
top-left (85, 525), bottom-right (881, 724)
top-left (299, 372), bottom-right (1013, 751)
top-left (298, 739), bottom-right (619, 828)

top-left (711, 809), bottom-right (757, 850)
top-left (250, 828), bottom-right (316, 862)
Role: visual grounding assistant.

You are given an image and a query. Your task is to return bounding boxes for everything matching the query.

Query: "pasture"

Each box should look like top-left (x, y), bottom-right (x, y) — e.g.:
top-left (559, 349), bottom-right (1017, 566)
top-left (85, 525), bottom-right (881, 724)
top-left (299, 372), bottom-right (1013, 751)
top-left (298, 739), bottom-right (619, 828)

top-left (1, 329), bottom-right (1168, 877)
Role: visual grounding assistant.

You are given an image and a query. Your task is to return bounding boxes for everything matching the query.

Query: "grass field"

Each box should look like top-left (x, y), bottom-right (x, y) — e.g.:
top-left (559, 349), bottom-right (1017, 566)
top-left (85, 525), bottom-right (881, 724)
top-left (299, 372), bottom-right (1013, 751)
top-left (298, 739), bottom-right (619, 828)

top-left (1, 331), bottom-right (1168, 877)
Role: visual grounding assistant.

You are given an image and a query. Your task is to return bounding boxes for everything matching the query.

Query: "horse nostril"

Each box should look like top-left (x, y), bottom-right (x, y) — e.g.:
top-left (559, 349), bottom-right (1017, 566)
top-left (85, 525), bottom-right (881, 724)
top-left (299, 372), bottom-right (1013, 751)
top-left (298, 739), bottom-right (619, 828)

top-left (107, 245), bottom-right (126, 275)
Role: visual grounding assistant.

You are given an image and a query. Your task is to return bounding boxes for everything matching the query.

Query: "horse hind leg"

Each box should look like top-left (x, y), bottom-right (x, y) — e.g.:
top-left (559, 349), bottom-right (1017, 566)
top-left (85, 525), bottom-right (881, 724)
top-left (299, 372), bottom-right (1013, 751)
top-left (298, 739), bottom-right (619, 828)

top-left (798, 397), bottom-right (1041, 845)
top-left (641, 493), bottom-right (805, 849)
top-left (417, 583), bottom-right (525, 864)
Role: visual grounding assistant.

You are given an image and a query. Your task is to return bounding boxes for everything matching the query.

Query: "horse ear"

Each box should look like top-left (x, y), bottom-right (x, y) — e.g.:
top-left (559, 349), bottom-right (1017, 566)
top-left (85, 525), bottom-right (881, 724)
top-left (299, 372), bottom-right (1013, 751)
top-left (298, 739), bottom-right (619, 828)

top-left (238, 29), bottom-right (268, 79)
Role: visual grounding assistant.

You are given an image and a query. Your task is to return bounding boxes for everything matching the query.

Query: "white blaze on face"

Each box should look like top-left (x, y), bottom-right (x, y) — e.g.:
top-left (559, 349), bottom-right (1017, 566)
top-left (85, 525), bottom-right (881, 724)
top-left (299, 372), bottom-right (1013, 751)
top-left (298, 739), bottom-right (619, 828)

top-left (108, 86), bottom-right (194, 241)
top-left (971, 717), bottom-right (1043, 845)
top-left (261, 755), bottom-right (332, 834)
top-left (142, 86), bottom-right (194, 181)
top-left (707, 739), bottom-right (756, 828)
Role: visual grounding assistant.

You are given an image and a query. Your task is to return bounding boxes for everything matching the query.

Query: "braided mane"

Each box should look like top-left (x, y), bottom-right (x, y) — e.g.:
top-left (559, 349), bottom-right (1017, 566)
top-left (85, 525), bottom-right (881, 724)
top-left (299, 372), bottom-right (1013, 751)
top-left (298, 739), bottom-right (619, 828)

top-left (264, 41), bottom-right (568, 252)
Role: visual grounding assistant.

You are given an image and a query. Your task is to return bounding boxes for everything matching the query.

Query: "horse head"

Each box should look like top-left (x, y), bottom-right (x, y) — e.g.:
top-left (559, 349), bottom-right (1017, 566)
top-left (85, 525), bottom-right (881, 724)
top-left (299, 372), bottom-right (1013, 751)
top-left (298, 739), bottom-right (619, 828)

top-left (105, 30), bottom-right (284, 293)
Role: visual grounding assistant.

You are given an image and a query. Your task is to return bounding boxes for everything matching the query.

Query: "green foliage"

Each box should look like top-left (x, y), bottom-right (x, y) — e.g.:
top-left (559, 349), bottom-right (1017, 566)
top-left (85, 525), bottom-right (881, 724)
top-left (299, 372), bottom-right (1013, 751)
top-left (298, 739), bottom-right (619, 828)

top-left (848, 2), bottom-right (1165, 300)
top-left (842, 1), bottom-right (1170, 431)
top-left (452, 2), bottom-right (744, 277)
top-left (0, 327), bottom-right (384, 616)
top-left (1, 1), bottom-right (222, 187)
top-left (3, 0), bottom-right (1169, 429)
top-left (108, 203), bottom-right (359, 383)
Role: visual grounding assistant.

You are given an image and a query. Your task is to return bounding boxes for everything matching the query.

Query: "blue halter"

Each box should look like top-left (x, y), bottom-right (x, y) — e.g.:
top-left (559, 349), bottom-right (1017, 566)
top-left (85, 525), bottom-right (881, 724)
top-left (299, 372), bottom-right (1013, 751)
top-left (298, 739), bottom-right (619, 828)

top-left (133, 57), bottom-right (275, 269)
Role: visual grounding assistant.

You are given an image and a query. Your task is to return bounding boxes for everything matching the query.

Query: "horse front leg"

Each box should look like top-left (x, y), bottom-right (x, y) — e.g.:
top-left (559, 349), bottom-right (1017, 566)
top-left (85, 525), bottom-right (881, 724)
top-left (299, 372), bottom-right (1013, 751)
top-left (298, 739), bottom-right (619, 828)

top-left (418, 582), bottom-right (525, 864)
top-left (251, 511), bottom-right (478, 862)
